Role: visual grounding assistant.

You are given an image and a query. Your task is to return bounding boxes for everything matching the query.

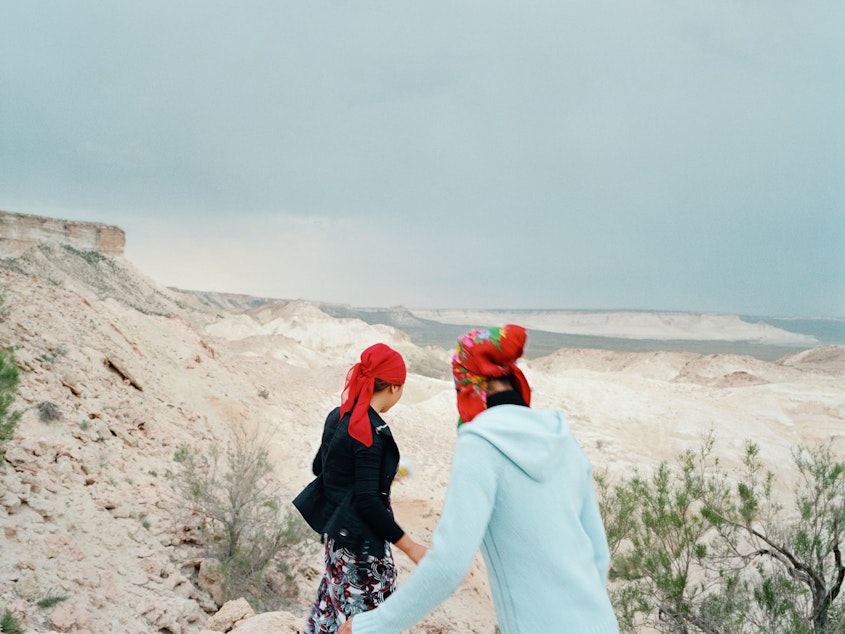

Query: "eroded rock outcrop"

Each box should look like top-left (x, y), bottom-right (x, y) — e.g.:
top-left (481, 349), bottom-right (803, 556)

top-left (0, 210), bottom-right (125, 257)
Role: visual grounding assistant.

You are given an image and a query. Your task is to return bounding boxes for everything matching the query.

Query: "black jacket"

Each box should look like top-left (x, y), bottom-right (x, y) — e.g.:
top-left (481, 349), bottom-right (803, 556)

top-left (293, 407), bottom-right (403, 557)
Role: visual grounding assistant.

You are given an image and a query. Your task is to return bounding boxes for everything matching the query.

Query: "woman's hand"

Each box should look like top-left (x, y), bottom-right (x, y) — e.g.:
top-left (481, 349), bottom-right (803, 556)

top-left (395, 533), bottom-right (428, 564)
top-left (339, 618), bottom-right (353, 634)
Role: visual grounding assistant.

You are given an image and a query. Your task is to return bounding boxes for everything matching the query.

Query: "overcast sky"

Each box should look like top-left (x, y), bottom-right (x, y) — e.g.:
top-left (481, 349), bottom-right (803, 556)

top-left (1, 1), bottom-right (843, 317)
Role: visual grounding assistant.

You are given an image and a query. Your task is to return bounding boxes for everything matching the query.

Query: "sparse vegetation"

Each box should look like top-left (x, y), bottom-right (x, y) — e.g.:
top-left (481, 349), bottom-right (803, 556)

top-left (173, 425), bottom-right (307, 610)
top-left (38, 345), bottom-right (66, 364)
top-left (273, 512), bottom-right (313, 605)
top-left (173, 444), bottom-right (189, 463)
top-left (0, 347), bottom-right (22, 460)
top-left (62, 244), bottom-right (104, 265)
top-left (599, 434), bottom-right (845, 633)
top-left (0, 292), bottom-right (9, 322)
top-left (37, 400), bottom-right (61, 423)
top-left (36, 591), bottom-right (69, 609)
top-left (0, 610), bottom-right (23, 634)
top-left (257, 387), bottom-right (269, 399)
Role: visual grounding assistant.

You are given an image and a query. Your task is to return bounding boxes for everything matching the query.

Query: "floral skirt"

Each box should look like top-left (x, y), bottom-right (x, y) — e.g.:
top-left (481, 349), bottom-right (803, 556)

top-left (303, 537), bottom-right (398, 634)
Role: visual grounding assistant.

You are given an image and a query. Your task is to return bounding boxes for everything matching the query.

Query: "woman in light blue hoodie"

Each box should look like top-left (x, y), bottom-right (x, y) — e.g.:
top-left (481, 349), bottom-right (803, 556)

top-left (340, 324), bottom-right (619, 634)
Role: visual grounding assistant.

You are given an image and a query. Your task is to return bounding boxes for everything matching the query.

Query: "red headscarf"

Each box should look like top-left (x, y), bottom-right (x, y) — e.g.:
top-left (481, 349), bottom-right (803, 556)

top-left (451, 324), bottom-right (531, 426)
top-left (339, 343), bottom-right (407, 447)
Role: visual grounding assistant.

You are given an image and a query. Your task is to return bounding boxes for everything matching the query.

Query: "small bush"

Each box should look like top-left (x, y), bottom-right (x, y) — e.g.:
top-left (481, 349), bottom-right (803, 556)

top-left (0, 292), bottom-right (10, 322)
top-left (600, 434), bottom-right (845, 633)
top-left (0, 348), bottom-right (22, 459)
top-left (36, 591), bottom-right (69, 609)
top-left (0, 609), bottom-right (23, 634)
top-left (173, 445), bottom-right (189, 463)
top-left (38, 401), bottom-right (62, 423)
top-left (174, 425), bottom-right (303, 610)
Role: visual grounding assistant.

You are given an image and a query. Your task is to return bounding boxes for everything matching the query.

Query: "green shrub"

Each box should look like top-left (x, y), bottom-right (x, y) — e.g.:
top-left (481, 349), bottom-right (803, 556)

top-left (600, 434), bottom-right (845, 633)
top-left (0, 609), bottom-right (23, 634)
top-left (0, 292), bottom-right (9, 322)
top-left (173, 445), bottom-right (189, 463)
top-left (36, 591), bottom-right (69, 609)
top-left (0, 347), bottom-right (22, 460)
top-left (174, 425), bottom-right (306, 610)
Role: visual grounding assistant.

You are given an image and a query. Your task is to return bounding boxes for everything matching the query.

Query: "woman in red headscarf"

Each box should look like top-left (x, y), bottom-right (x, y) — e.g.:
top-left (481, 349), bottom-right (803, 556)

top-left (294, 343), bottom-right (426, 634)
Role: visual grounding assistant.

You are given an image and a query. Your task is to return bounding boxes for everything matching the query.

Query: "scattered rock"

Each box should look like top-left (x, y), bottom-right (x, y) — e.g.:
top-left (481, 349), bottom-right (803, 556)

top-left (104, 355), bottom-right (144, 391)
top-left (197, 558), bottom-right (225, 607)
top-left (204, 598), bottom-right (255, 632)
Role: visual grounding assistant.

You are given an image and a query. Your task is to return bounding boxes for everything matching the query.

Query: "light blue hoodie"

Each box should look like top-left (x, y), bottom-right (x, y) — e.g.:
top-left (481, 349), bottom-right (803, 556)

top-left (350, 404), bottom-right (620, 634)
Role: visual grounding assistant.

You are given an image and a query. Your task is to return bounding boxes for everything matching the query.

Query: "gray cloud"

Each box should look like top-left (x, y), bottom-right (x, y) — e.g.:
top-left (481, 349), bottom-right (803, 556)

top-left (1, 1), bottom-right (843, 315)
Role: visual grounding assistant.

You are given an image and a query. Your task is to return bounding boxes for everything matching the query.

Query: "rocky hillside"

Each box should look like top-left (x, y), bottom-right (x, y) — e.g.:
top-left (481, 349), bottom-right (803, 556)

top-left (0, 244), bottom-right (425, 634)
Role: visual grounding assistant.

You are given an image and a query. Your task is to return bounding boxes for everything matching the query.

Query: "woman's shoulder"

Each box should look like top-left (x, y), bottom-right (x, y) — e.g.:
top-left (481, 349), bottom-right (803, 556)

top-left (322, 407), bottom-right (347, 434)
top-left (319, 407), bottom-right (348, 451)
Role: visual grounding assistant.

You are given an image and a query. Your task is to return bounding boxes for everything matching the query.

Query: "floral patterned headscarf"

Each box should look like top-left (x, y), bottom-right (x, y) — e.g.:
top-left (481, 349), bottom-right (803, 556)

top-left (451, 324), bottom-right (530, 426)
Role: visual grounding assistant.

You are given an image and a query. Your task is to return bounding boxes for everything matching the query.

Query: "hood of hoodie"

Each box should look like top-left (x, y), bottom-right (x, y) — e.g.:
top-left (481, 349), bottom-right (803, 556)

top-left (458, 405), bottom-right (570, 481)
